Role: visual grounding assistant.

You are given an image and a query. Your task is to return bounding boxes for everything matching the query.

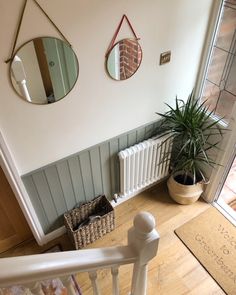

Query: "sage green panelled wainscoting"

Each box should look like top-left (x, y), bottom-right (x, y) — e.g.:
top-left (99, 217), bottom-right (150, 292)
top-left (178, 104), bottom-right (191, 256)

top-left (22, 121), bottom-right (159, 234)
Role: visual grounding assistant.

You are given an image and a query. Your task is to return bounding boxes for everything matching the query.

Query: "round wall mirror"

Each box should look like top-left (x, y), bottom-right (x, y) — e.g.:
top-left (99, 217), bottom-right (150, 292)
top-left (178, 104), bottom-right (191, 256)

top-left (106, 38), bottom-right (142, 81)
top-left (10, 37), bottom-right (79, 104)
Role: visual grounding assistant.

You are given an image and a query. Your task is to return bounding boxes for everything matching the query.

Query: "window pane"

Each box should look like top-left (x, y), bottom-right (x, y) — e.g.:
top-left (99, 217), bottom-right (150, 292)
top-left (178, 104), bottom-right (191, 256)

top-left (216, 6), bottom-right (236, 52)
top-left (215, 90), bottom-right (236, 120)
top-left (206, 47), bottom-right (228, 85)
top-left (202, 80), bottom-right (220, 111)
top-left (201, 2), bottom-right (236, 124)
top-left (225, 52), bottom-right (236, 95)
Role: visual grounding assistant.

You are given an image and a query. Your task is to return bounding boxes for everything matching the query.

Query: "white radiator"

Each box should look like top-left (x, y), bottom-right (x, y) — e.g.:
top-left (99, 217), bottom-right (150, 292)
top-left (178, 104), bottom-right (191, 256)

top-left (118, 134), bottom-right (173, 198)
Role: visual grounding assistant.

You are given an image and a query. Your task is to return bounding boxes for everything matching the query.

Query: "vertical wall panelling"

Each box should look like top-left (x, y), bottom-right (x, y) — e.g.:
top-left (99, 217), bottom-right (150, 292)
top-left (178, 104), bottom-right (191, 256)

top-left (128, 131), bottom-right (137, 147)
top-left (56, 162), bottom-right (76, 211)
top-left (136, 127), bottom-right (146, 142)
top-left (109, 139), bottom-right (119, 195)
top-left (32, 171), bottom-right (59, 231)
top-left (68, 156), bottom-right (86, 204)
top-left (22, 121), bottom-right (160, 234)
top-left (118, 135), bottom-right (128, 151)
top-left (90, 147), bottom-right (103, 197)
top-left (153, 121), bottom-right (161, 133)
top-left (79, 151), bottom-right (95, 201)
top-left (23, 176), bottom-right (49, 232)
top-left (145, 124), bottom-right (155, 139)
top-left (44, 166), bottom-right (67, 215)
top-left (100, 142), bottom-right (112, 198)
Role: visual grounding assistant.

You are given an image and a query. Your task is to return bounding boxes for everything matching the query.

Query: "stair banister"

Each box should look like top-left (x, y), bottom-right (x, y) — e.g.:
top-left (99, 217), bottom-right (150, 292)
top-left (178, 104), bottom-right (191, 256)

top-left (0, 211), bottom-right (159, 295)
top-left (128, 211), bottom-right (159, 295)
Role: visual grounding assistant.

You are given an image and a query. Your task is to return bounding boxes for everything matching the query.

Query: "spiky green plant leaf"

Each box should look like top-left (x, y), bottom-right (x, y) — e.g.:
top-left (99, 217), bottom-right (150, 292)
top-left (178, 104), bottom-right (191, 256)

top-left (155, 91), bottom-right (226, 184)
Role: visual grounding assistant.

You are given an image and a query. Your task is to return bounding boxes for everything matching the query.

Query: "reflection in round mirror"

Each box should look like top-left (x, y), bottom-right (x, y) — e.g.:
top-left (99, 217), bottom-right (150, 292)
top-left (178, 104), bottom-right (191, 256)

top-left (106, 38), bottom-right (142, 81)
top-left (10, 37), bottom-right (79, 104)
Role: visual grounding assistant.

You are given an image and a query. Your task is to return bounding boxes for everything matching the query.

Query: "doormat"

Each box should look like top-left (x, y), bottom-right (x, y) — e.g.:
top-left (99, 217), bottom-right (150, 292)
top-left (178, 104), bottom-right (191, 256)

top-left (175, 207), bottom-right (236, 295)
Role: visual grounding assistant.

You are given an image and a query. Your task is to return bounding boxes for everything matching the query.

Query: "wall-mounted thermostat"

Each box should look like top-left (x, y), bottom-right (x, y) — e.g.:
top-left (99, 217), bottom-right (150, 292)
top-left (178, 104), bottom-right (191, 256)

top-left (160, 51), bottom-right (171, 65)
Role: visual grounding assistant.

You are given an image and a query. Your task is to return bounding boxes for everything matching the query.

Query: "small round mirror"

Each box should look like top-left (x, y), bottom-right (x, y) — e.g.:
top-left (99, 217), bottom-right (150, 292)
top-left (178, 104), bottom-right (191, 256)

top-left (10, 37), bottom-right (79, 104)
top-left (106, 38), bottom-right (142, 81)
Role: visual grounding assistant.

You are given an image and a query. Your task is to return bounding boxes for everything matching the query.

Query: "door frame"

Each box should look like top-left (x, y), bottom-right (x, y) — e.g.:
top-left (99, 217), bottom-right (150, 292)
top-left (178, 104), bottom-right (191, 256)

top-left (0, 131), bottom-right (65, 245)
top-left (194, 0), bottom-right (233, 204)
top-left (194, 0), bottom-right (236, 225)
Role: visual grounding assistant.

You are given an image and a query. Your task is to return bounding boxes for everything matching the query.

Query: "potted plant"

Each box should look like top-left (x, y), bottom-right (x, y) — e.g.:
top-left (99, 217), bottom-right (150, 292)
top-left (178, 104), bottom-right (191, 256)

top-left (155, 91), bottom-right (225, 204)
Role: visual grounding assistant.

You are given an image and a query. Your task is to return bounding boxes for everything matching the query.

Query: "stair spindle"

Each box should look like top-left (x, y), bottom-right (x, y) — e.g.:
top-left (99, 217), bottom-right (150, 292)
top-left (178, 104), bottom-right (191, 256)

top-left (61, 276), bottom-right (77, 295)
top-left (111, 266), bottom-right (119, 295)
top-left (89, 271), bottom-right (100, 295)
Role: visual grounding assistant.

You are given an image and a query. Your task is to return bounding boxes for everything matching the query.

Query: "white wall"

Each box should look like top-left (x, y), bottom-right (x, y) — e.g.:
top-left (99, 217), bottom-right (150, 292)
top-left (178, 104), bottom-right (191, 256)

top-left (0, 0), bottom-right (213, 175)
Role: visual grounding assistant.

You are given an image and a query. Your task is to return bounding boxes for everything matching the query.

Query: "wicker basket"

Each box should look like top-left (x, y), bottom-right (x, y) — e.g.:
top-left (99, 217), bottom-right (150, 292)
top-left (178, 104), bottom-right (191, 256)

top-left (64, 195), bottom-right (115, 249)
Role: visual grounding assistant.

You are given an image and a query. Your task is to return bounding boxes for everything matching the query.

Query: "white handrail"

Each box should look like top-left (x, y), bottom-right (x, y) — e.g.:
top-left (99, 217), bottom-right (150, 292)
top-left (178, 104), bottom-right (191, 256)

top-left (0, 246), bottom-right (136, 287)
top-left (0, 212), bottom-right (159, 295)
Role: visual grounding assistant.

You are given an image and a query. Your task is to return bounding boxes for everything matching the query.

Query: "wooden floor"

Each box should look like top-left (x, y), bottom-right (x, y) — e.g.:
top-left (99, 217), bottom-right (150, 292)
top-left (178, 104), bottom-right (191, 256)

top-left (0, 183), bottom-right (225, 294)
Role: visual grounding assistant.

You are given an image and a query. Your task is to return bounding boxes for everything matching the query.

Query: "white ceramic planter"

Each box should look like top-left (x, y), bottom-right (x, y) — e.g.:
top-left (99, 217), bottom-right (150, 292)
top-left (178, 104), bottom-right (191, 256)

top-left (167, 174), bottom-right (204, 205)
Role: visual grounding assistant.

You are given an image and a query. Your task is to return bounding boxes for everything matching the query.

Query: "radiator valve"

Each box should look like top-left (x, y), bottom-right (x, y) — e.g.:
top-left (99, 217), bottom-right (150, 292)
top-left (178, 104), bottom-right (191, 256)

top-left (113, 193), bottom-right (119, 203)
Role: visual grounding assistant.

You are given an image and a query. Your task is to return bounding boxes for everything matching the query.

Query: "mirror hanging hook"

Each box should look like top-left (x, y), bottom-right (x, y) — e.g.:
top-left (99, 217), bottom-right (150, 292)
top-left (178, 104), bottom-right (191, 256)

top-left (31, 0), bottom-right (72, 47)
top-left (5, 0), bottom-right (72, 64)
top-left (5, 0), bottom-right (28, 63)
top-left (105, 14), bottom-right (140, 58)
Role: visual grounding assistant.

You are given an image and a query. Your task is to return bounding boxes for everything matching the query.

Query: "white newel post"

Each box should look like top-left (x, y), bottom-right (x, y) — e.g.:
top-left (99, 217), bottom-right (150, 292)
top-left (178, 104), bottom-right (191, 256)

top-left (128, 212), bottom-right (159, 295)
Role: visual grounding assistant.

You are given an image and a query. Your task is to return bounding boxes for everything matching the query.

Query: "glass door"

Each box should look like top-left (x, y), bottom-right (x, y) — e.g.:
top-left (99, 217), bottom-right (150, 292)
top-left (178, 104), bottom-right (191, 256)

top-left (198, 0), bottom-right (236, 222)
